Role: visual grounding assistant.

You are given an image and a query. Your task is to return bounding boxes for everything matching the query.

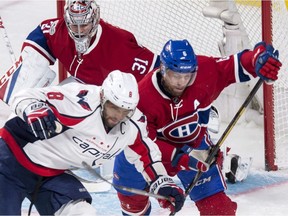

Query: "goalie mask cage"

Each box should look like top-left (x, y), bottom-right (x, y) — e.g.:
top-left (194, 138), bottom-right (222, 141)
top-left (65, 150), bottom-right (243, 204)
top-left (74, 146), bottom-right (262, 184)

top-left (57, 0), bottom-right (288, 171)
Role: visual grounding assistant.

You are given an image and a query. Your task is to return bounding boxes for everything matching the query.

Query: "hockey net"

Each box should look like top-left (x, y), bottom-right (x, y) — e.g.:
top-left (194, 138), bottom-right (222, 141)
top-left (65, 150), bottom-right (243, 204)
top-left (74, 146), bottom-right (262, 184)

top-left (57, 0), bottom-right (288, 170)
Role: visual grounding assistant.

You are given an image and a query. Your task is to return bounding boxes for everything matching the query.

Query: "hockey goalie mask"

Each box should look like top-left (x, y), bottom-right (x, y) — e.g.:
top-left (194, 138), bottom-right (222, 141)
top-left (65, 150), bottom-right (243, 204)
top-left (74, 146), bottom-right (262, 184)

top-left (100, 70), bottom-right (139, 120)
top-left (160, 39), bottom-right (198, 88)
top-left (64, 0), bottom-right (100, 55)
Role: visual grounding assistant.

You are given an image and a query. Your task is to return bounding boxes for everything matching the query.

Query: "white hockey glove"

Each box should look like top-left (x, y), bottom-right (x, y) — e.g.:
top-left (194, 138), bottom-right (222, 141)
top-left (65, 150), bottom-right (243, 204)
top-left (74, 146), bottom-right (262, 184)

top-left (23, 101), bottom-right (58, 139)
top-left (149, 176), bottom-right (184, 213)
top-left (172, 148), bottom-right (211, 172)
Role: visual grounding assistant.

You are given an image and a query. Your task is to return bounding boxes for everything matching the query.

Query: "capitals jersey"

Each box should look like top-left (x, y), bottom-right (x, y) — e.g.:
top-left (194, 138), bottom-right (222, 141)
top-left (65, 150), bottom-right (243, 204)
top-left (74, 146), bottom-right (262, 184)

top-left (138, 53), bottom-right (257, 151)
top-left (23, 18), bottom-right (159, 84)
top-left (0, 82), bottom-right (166, 182)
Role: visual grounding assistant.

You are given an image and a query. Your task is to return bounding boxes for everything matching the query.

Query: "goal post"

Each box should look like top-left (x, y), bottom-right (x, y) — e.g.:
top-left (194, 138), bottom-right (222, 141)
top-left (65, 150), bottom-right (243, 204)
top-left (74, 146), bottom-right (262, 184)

top-left (56, 0), bottom-right (67, 82)
top-left (261, 0), bottom-right (276, 171)
top-left (263, 0), bottom-right (288, 171)
top-left (56, 0), bottom-right (288, 171)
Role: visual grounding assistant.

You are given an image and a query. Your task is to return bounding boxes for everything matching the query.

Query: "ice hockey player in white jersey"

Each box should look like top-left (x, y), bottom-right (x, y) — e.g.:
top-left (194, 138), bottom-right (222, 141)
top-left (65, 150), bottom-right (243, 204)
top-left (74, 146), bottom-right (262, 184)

top-left (0, 70), bottom-right (184, 215)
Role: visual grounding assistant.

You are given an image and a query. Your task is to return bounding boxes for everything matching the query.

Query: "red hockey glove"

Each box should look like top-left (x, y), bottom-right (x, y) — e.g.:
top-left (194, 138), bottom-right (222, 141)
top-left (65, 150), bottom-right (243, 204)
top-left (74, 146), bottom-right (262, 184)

top-left (252, 41), bottom-right (282, 83)
top-left (23, 101), bottom-right (57, 139)
top-left (172, 149), bottom-right (211, 172)
top-left (149, 176), bottom-right (184, 213)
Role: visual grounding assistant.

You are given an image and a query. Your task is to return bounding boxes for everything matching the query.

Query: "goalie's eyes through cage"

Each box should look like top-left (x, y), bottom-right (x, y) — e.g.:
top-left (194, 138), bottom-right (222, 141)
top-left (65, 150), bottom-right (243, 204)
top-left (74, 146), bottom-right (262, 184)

top-left (68, 22), bottom-right (93, 38)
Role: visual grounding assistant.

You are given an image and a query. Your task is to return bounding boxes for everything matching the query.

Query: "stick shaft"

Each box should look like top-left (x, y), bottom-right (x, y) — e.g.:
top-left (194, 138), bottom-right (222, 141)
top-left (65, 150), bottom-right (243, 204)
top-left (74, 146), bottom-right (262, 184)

top-left (82, 161), bottom-right (171, 201)
top-left (185, 79), bottom-right (263, 196)
top-left (169, 79), bottom-right (263, 216)
top-left (0, 15), bottom-right (16, 63)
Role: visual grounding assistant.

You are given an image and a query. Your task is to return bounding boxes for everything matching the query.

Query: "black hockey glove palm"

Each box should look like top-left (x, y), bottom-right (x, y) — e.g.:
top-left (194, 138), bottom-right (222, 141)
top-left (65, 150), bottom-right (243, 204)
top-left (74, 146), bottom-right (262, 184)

top-left (23, 101), bottom-right (57, 139)
top-left (149, 176), bottom-right (184, 213)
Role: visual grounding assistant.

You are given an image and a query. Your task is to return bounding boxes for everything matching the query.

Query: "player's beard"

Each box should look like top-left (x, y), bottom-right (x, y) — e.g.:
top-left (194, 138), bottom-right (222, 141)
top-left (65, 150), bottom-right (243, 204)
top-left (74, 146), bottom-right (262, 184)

top-left (162, 79), bottom-right (186, 97)
top-left (101, 110), bottom-right (120, 132)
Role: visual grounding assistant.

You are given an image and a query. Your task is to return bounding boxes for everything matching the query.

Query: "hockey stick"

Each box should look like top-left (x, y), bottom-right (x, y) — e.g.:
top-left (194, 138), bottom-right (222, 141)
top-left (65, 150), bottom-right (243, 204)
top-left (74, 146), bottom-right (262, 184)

top-left (170, 78), bottom-right (263, 216)
top-left (0, 14), bottom-right (21, 98)
top-left (82, 161), bottom-right (172, 201)
top-left (0, 15), bottom-right (16, 63)
top-left (186, 79), bottom-right (263, 193)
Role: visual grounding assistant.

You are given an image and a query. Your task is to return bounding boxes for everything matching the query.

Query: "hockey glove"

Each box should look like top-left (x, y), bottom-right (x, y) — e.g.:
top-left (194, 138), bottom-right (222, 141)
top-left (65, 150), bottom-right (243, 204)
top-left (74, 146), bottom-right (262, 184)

top-left (149, 176), bottom-right (184, 213)
top-left (172, 149), bottom-right (211, 172)
top-left (23, 101), bottom-right (57, 139)
top-left (252, 41), bottom-right (282, 83)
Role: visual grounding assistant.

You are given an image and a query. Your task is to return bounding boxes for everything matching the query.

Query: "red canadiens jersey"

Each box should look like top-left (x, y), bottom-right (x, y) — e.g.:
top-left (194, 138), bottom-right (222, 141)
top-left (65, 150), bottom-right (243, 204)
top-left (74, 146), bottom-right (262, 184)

top-left (23, 18), bottom-right (159, 85)
top-left (138, 54), bottom-right (257, 149)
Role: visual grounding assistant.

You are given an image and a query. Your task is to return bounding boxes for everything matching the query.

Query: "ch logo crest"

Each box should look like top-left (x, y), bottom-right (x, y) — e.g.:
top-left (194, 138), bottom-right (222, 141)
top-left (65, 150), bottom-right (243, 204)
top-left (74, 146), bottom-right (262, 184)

top-left (158, 112), bottom-right (201, 143)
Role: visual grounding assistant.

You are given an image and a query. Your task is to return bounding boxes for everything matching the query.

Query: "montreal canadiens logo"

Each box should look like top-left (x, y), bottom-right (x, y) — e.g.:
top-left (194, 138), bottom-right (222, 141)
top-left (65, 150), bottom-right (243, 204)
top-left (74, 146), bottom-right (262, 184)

top-left (70, 3), bottom-right (88, 14)
top-left (159, 112), bottom-right (201, 143)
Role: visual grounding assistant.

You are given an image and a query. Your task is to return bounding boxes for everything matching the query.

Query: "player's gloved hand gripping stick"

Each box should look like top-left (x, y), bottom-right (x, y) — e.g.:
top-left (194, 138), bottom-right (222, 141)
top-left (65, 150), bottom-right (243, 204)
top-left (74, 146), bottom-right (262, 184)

top-left (82, 161), bottom-right (184, 214)
top-left (252, 42), bottom-right (281, 83)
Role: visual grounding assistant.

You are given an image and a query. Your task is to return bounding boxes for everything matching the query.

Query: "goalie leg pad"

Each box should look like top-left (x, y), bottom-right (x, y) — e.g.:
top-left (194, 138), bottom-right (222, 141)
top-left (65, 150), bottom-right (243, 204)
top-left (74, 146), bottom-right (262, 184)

top-left (195, 191), bottom-right (237, 215)
top-left (0, 47), bottom-right (56, 104)
top-left (208, 105), bottom-right (220, 134)
top-left (117, 192), bottom-right (151, 215)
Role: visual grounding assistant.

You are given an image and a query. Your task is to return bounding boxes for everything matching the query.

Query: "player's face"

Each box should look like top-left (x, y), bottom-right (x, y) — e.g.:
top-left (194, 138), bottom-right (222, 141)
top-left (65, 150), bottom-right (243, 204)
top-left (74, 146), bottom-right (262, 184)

top-left (162, 69), bottom-right (196, 97)
top-left (69, 22), bottom-right (93, 38)
top-left (102, 101), bottom-right (132, 129)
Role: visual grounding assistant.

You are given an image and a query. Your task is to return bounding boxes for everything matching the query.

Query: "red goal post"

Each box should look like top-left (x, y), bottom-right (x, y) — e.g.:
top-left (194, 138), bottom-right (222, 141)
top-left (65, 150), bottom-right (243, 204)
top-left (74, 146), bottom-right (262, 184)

top-left (56, 0), bottom-right (67, 82)
top-left (57, 0), bottom-right (288, 171)
top-left (261, 1), bottom-right (275, 171)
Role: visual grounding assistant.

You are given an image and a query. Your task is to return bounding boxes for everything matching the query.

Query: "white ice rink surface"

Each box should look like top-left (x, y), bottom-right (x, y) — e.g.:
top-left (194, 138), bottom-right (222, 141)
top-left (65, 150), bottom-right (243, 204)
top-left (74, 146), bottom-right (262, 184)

top-left (1, 1), bottom-right (288, 215)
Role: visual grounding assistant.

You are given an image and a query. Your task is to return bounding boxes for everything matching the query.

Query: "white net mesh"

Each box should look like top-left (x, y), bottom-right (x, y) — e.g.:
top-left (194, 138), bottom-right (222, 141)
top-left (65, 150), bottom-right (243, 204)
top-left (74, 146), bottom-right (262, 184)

top-left (98, 0), bottom-right (223, 55)
top-left (271, 0), bottom-right (288, 168)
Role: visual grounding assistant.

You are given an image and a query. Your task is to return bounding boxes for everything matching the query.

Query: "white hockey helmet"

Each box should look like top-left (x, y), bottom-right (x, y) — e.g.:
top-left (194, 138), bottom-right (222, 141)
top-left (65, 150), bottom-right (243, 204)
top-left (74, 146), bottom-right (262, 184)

top-left (64, 0), bottom-right (100, 54)
top-left (101, 70), bottom-right (139, 117)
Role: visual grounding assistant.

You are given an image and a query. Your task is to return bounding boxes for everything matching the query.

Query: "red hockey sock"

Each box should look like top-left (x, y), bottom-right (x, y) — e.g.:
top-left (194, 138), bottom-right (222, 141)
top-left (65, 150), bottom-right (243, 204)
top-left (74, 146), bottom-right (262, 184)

top-left (195, 192), bottom-right (237, 215)
top-left (117, 192), bottom-right (151, 215)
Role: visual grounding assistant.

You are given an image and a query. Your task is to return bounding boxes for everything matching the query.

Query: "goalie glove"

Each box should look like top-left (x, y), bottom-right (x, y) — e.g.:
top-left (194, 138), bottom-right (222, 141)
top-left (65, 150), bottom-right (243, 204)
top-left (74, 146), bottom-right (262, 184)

top-left (252, 41), bottom-right (282, 83)
top-left (23, 101), bottom-right (58, 139)
top-left (172, 148), bottom-right (211, 172)
top-left (149, 176), bottom-right (184, 213)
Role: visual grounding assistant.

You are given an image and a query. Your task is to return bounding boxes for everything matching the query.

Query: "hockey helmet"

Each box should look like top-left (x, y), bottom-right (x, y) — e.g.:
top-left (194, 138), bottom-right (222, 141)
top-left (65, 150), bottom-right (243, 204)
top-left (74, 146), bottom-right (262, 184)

top-left (160, 39), bottom-right (198, 74)
top-left (64, 0), bottom-right (100, 54)
top-left (101, 70), bottom-right (139, 117)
